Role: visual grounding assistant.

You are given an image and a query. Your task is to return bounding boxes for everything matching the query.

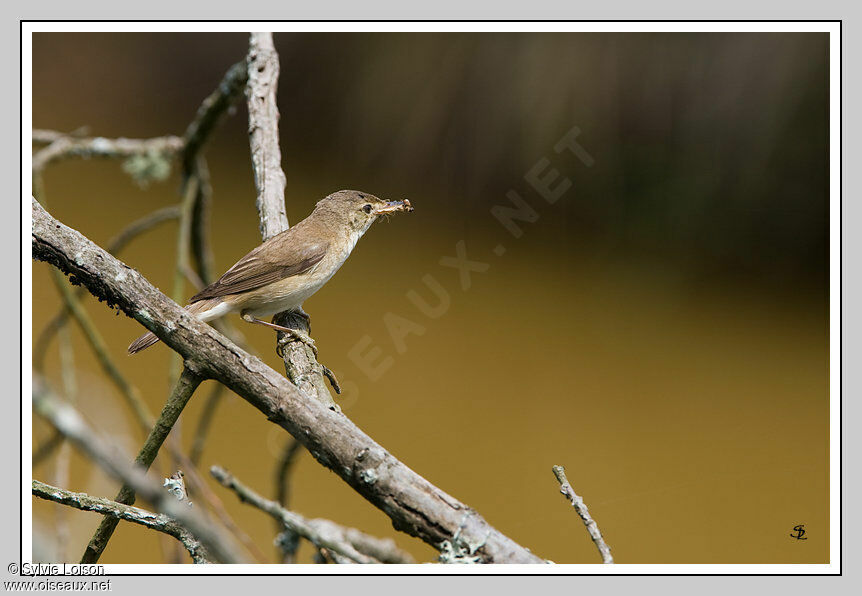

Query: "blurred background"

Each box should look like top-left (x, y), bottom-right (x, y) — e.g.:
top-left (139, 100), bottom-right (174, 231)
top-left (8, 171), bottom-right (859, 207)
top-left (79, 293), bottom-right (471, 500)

top-left (31, 32), bottom-right (829, 564)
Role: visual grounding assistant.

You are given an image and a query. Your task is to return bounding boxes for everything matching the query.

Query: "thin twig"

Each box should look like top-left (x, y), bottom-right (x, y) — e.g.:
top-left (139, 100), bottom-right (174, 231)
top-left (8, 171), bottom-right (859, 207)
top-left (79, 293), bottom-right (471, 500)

top-left (33, 480), bottom-right (212, 564)
top-left (169, 175), bottom-right (200, 385)
top-left (212, 466), bottom-right (414, 564)
top-left (188, 384), bottom-right (225, 466)
top-left (32, 127), bottom-right (90, 146)
top-left (53, 324), bottom-right (76, 560)
top-left (552, 465), bottom-right (614, 564)
top-left (46, 267), bottom-right (154, 434)
top-left (32, 135), bottom-right (184, 172)
top-left (167, 447), bottom-right (271, 563)
top-left (180, 61), bottom-right (248, 176)
top-left (32, 378), bottom-right (244, 563)
top-left (275, 438), bottom-right (304, 510)
top-left (32, 430), bottom-right (64, 467)
top-left (274, 438), bottom-right (304, 562)
top-left (80, 367), bottom-right (203, 563)
top-left (108, 206), bottom-right (183, 254)
top-left (188, 156), bottom-right (215, 286)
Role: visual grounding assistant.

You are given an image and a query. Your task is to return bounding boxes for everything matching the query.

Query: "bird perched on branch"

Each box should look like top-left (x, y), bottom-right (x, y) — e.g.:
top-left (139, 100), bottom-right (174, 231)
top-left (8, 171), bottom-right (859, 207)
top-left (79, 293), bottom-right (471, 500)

top-left (129, 189), bottom-right (413, 354)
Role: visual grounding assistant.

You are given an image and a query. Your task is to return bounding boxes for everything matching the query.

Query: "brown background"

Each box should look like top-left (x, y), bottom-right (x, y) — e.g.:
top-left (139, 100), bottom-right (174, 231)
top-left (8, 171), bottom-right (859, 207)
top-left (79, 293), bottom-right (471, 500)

top-left (31, 32), bottom-right (829, 564)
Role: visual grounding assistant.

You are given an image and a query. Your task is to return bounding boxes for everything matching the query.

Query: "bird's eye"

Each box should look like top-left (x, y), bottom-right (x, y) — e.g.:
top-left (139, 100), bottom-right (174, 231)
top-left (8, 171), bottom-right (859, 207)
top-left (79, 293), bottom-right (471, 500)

top-left (362, 204), bottom-right (373, 214)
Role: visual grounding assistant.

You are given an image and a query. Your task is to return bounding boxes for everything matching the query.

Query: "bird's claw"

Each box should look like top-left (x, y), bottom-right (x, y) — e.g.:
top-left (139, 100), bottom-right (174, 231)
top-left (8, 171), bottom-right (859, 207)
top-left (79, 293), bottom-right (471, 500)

top-left (321, 365), bottom-right (342, 394)
top-left (276, 329), bottom-right (318, 359)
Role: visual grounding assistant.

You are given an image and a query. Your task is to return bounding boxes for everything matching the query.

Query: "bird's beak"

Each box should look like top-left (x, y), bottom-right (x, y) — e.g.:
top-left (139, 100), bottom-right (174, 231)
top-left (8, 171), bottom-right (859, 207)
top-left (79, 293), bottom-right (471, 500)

top-left (375, 199), bottom-right (414, 215)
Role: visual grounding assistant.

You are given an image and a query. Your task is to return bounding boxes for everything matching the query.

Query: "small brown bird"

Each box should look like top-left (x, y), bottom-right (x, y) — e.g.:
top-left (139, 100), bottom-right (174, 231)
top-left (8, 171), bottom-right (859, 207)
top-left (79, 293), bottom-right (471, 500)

top-left (129, 190), bottom-right (413, 354)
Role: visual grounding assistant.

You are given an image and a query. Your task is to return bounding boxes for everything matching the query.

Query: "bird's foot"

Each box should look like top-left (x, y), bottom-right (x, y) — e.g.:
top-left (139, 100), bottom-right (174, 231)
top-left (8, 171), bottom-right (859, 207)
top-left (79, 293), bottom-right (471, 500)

top-left (276, 328), bottom-right (318, 359)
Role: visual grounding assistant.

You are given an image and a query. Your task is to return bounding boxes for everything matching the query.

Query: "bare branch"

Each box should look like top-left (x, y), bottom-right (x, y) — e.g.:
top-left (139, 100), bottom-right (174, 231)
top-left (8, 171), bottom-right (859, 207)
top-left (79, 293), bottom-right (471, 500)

top-left (108, 206), bottom-right (184, 254)
top-left (33, 61), bottom-right (247, 177)
top-left (32, 135), bottom-right (184, 173)
top-left (33, 205), bottom-right (180, 374)
top-left (32, 127), bottom-right (90, 146)
top-left (246, 32), bottom-right (289, 239)
top-left (188, 156), bottom-right (215, 285)
top-left (33, 480), bottom-right (212, 564)
top-left (32, 378), bottom-right (245, 563)
top-left (167, 448), bottom-right (271, 563)
top-left (273, 437), bottom-right (303, 562)
top-left (275, 438), bottom-right (303, 511)
top-left (181, 61), bottom-right (248, 283)
top-left (245, 32), bottom-right (338, 409)
top-left (168, 175), bottom-right (200, 383)
top-left (180, 61), bottom-right (248, 175)
top-left (32, 430), bottom-right (64, 467)
top-left (552, 464), bottom-right (613, 564)
top-left (188, 384), bottom-right (225, 466)
top-left (274, 310), bottom-right (339, 408)
top-left (32, 197), bottom-right (544, 563)
top-left (53, 325), bottom-right (76, 561)
top-left (212, 466), bottom-right (414, 564)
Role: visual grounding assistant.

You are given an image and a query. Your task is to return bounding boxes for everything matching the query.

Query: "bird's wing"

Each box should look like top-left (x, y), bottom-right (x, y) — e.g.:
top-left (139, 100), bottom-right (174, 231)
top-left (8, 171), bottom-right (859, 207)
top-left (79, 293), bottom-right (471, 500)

top-left (189, 230), bottom-right (328, 302)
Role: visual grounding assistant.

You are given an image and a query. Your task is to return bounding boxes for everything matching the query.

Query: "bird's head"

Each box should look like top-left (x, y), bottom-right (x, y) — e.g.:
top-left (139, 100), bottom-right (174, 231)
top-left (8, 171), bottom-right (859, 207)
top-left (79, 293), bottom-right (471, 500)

top-left (314, 190), bottom-right (413, 236)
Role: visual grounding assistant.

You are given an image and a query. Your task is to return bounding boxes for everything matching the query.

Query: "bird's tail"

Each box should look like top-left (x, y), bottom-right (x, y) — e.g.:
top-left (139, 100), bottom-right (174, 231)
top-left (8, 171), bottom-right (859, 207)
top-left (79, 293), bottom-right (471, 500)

top-left (128, 298), bottom-right (221, 355)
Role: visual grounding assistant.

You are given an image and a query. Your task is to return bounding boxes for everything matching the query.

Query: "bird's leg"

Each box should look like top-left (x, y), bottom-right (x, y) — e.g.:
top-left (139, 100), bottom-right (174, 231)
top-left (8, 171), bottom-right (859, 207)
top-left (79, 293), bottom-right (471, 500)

top-left (241, 312), bottom-right (318, 358)
top-left (242, 311), bottom-right (340, 394)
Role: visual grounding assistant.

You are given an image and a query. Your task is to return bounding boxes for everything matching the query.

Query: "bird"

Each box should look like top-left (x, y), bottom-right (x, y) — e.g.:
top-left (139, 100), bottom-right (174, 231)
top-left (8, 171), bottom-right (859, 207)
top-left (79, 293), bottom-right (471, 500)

top-left (128, 189), bottom-right (413, 354)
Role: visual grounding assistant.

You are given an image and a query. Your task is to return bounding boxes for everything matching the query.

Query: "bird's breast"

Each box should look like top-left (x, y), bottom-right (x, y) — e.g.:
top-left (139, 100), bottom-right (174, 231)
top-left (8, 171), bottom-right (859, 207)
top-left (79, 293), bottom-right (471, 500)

top-left (232, 249), bottom-right (350, 317)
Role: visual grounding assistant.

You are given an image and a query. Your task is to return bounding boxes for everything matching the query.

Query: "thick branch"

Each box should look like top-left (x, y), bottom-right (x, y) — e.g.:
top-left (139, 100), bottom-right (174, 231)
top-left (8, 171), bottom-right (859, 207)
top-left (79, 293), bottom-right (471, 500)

top-left (552, 465), bottom-right (613, 564)
top-left (33, 480), bottom-right (211, 564)
top-left (31, 198), bottom-right (543, 563)
top-left (33, 204), bottom-right (180, 371)
top-left (212, 466), bottom-right (414, 564)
